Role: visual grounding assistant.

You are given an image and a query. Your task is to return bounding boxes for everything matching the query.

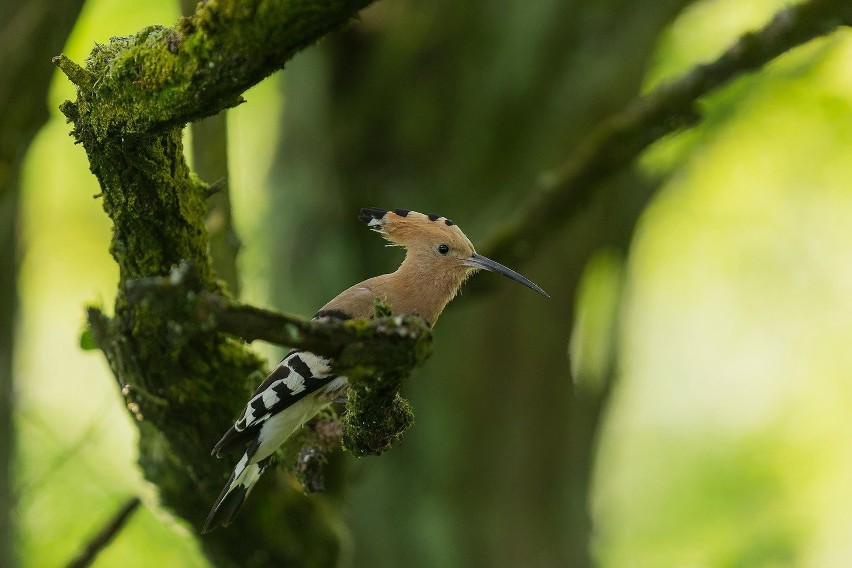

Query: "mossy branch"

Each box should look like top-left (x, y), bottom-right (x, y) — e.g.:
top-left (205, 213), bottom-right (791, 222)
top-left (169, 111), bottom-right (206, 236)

top-left (122, 262), bottom-right (431, 456)
top-left (53, 0), bottom-right (375, 139)
top-left (474, 0), bottom-right (852, 280)
top-left (123, 262), bottom-right (433, 369)
top-left (51, 54), bottom-right (93, 90)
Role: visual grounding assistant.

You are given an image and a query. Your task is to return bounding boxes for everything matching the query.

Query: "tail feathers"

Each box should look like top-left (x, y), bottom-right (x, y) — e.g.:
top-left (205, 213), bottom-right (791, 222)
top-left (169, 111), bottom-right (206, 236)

top-left (202, 454), bottom-right (272, 533)
top-left (202, 472), bottom-right (248, 534)
top-left (212, 424), bottom-right (256, 458)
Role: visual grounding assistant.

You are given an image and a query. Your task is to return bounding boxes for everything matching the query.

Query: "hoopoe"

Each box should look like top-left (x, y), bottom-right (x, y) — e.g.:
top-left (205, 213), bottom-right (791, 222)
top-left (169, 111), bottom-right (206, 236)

top-left (202, 208), bottom-right (547, 532)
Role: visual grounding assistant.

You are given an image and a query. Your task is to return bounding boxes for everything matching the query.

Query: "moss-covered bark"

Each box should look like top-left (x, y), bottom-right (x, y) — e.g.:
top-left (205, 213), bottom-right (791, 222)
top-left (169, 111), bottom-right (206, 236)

top-left (54, 1), bottom-right (389, 566)
top-left (76, 110), bottom-right (343, 568)
top-left (58, 0), bottom-right (374, 138)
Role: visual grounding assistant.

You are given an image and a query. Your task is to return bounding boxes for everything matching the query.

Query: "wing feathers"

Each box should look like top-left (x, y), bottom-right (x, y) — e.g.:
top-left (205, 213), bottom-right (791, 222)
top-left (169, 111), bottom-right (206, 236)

top-left (212, 350), bottom-right (335, 457)
top-left (206, 348), bottom-right (344, 531)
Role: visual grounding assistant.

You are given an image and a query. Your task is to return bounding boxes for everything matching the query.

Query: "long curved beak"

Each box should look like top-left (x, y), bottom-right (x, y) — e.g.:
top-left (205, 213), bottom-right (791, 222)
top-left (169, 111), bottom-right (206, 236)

top-left (463, 253), bottom-right (549, 297)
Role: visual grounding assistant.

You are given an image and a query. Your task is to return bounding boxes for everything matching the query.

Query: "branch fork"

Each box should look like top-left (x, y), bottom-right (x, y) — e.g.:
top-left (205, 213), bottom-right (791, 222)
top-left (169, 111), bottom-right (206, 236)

top-left (115, 261), bottom-right (432, 456)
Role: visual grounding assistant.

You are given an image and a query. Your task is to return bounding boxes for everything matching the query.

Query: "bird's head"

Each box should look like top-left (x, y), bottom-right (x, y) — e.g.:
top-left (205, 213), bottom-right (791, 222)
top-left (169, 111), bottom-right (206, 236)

top-left (359, 207), bottom-right (548, 297)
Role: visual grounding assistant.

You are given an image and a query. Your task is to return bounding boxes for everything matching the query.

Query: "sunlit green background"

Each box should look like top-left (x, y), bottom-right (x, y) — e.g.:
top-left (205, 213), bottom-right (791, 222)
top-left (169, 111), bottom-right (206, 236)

top-left (13, 0), bottom-right (852, 565)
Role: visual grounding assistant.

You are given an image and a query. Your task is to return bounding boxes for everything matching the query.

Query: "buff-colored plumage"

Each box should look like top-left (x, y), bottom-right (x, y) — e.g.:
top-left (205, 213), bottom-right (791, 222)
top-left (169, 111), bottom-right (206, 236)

top-left (320, 209), bottom-right (478, 326)
top-left (202, 207), bottom-right (546, 533)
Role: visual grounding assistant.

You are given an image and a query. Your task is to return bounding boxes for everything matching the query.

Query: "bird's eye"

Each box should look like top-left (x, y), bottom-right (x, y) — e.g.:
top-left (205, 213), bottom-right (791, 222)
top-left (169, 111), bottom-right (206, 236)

top-left (438, 244), bottom-right (450, 255)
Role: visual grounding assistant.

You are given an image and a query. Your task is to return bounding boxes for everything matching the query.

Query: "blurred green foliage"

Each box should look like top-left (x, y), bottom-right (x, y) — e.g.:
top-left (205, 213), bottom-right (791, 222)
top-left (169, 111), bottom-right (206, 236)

top-left (595, 3), bottom-right (852, 566)
top-left (570, 249), bottom-right (625, 397)
top-left (12, 0), bottom-right (852, 566)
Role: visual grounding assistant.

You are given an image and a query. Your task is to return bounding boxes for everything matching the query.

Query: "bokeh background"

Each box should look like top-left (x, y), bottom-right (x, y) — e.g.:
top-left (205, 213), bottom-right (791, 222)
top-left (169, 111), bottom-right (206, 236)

top-left (6, 0), bottom-right (852, 566)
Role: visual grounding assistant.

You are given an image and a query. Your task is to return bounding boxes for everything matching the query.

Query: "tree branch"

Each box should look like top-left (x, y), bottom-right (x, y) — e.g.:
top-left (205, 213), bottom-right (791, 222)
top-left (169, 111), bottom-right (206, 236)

top-left (55, 0), bottom-right (375, 139)
top-left (120, 261), bottom-right (431, 456)
top-left (123, 261), bottom-right (432, 369)
top-left (477, 0), bottom-right (852, 274)
top-left (292, 418), bottom-right (343, 493)
top-left (177, 0), bottom-right (241, 297)
top-left (66, 498), bottom-right (141, 568)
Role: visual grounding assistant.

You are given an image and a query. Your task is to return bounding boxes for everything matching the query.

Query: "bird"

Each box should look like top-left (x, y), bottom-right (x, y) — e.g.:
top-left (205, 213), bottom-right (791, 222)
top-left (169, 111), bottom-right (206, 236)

top-left (202, 207), bottom-right (548, 532)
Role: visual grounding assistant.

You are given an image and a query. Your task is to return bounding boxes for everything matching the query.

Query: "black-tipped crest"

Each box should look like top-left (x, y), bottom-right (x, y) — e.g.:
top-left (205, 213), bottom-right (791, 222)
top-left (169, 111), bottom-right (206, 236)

top-left (358, 207), bottom-right (387, 224)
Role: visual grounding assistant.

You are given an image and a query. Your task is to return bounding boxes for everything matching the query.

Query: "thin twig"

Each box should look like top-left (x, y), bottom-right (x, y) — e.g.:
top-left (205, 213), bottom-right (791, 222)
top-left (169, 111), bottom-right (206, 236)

top-left (66, 497), bottom-right (141, 568)
top-left (477, 0), bottom-right (852, 275)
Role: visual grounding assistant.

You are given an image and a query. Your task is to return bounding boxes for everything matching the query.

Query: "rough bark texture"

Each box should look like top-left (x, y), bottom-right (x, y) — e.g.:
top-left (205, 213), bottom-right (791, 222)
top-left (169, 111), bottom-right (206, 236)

top-left (0, 1), bottom-right (86, 565)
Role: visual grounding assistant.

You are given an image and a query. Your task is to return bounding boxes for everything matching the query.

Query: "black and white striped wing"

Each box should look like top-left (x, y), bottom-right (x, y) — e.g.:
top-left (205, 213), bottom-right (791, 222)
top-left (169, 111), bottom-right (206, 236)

top-left (212, 350), bottom-right (335, 457)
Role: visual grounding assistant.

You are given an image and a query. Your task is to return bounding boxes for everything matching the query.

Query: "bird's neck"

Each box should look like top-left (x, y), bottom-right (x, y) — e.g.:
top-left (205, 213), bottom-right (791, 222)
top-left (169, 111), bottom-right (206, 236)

top-left (383, 253), bottom-right (467, 327)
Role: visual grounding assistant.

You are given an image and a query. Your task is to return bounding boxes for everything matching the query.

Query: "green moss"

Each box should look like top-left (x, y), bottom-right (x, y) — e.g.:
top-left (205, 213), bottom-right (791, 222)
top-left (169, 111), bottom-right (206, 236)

top-left (343, 383), bottom-right (414, 457)
top-left (372, 296), bottom-right (393, 317)
top-left (328, 311), bottom-right (432, 456)
top-left (80, 26), bottom-right (202, 138)
top-left (61, 0), bottom-right (378, 141)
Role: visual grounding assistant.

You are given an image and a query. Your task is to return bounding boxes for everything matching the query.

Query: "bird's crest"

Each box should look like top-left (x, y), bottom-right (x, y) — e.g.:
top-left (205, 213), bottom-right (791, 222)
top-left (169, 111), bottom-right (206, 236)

top-left (358, 208), bottom-right (474, 253)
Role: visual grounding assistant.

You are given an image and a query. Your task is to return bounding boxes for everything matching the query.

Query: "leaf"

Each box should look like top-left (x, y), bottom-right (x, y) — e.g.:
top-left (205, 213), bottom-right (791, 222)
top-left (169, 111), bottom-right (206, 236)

top-left (79, 327), bottom-right (98, 351)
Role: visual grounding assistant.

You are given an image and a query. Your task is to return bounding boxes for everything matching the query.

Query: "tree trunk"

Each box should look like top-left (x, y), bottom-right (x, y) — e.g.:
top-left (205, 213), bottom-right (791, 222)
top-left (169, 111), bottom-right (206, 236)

top-left (54, 2), bottom-right (380, 566)
top-left (265, 2), bottom-right (696, 566)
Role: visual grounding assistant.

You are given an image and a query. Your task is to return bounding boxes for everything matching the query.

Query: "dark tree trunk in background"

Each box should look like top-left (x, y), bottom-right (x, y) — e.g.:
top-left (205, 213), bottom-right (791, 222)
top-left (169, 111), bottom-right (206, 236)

top-left (267, 2), bottom-right (694, 565)
top-left (0, 137), bottom-right (19, 568)
top-left (0, 1), bottom-right (86, 564)
top-left (180, 0), bottom-right (241, 297)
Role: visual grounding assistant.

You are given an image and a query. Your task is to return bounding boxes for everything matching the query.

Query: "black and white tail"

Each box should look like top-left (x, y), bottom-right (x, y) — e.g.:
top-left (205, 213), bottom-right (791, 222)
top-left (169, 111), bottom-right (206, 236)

top-left (202, 443), bottom-right (272, 532)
